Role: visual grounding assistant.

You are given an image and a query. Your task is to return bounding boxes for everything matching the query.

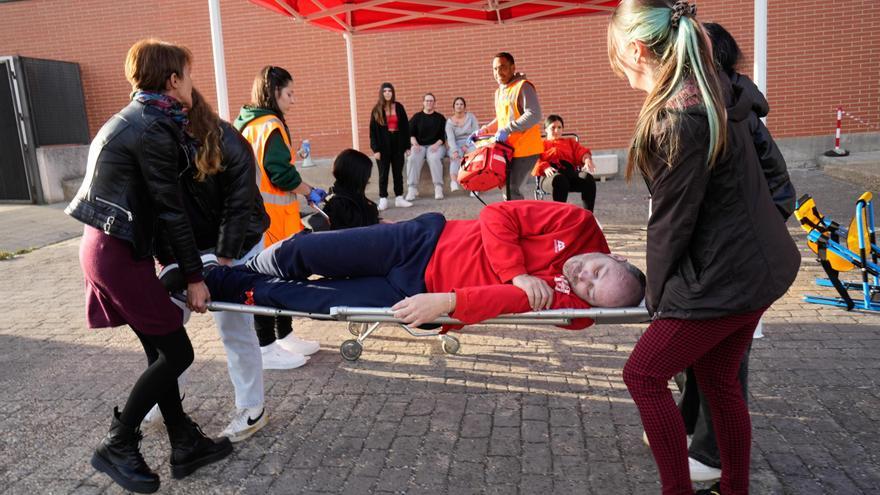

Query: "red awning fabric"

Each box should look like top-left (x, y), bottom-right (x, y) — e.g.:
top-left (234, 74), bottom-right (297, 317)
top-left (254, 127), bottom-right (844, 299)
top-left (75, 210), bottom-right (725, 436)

top-left (249, 0), bottom-right (619, 34)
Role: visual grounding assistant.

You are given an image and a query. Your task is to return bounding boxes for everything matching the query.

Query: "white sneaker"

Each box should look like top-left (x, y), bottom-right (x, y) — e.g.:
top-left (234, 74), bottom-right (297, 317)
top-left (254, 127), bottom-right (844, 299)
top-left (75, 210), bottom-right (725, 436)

top-left (450, 181), bottom-right (460, 192)
top-left (753, 319), bottom-right (764, 339)
top-left (220, 406), bottom-right (268, 443)
top-left (277, 331), bottom-right (320, 356)
top-left (689, 457), bottom-right (722, 481)
top-left (378, 197), bottom-right (388, 211)
top-left (395, 196), bottom-right (413, 208)
top-left (260, 342), bottom-right (308, 370)
top-left (434, 185), bottom-right (444, 200)
top-left (404, 189), bottom-right (417, 201)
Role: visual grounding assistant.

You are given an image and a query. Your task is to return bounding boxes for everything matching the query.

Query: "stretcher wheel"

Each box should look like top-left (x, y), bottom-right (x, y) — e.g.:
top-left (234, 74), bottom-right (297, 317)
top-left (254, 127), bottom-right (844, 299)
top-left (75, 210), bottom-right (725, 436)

top-left (340, 339), bottom-right (363, 361)
top-left (348, 322), bottom-right (365, 337)
top-left (440, 335), bottom-right (460, 355)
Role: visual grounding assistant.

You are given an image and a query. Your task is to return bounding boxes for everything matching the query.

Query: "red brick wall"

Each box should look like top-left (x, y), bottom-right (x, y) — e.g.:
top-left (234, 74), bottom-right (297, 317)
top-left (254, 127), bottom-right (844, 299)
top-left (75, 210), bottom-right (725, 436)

top-left (1, 0), bottom-right (876, 157)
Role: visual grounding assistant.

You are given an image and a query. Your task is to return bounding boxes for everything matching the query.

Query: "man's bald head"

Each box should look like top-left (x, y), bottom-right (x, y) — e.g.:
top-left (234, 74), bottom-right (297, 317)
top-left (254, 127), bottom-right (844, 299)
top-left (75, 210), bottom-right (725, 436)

top-left (562, 253), bottom-right (645, 307)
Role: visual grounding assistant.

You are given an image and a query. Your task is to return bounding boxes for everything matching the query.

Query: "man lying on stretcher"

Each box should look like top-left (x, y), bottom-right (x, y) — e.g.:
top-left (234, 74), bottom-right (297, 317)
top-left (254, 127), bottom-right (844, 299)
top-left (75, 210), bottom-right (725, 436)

top-left (203, 201), bottom-right (645, 329)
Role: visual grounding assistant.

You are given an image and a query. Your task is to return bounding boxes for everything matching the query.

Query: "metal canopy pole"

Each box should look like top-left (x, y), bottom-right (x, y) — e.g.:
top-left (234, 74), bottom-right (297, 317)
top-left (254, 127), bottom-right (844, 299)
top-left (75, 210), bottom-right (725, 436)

top-left (208, 0), bottom-right (230, 120)
top-left (754, 0), bottom-right (768, 121)
top-left (343, 31), bottom-right (360, 150)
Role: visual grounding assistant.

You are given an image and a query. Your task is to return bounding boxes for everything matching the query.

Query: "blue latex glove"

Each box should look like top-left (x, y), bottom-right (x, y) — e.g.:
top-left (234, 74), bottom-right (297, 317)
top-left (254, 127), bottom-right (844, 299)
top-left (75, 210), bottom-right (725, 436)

top-left (467, 130), bottom-right (480, 143)
top-left (494, 128), bottom-right (509, 144)
top-left (307, 187), bottom-right (327, 205)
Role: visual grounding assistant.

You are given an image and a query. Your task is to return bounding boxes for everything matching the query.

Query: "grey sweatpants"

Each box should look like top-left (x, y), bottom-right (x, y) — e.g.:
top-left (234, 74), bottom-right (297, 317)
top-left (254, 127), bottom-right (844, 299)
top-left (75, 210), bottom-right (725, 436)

top-left (407, 144), bottom-right (447, 189)
top-left (504, 154), bottom-right (539, 200)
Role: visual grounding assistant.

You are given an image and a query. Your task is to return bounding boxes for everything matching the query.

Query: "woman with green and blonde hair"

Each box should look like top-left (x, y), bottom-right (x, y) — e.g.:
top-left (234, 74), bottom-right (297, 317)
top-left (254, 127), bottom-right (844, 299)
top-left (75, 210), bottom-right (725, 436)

top-left (608, 1), bottom-right (799, 493)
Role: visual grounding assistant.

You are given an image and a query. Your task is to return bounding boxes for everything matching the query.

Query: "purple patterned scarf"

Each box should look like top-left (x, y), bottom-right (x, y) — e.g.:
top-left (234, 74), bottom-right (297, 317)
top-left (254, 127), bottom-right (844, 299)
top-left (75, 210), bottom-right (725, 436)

top-left (132, 90), bottom-right (199, 156)
top-left (132, 90), bottom-right (190, 128)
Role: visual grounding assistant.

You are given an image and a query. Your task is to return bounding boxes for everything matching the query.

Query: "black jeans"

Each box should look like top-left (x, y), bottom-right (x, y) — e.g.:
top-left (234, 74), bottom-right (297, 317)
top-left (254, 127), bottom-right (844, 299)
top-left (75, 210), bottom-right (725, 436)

top-left (254, 314), bottom-right (293, 347)
top-left (551, 167), bottom-right (596, 211)
top-left (377, 139), bottom-right (405, 198)
top-left (676, 342), bottom-right (752, 468)
top-left (118, 327), bottom-right (194, 427)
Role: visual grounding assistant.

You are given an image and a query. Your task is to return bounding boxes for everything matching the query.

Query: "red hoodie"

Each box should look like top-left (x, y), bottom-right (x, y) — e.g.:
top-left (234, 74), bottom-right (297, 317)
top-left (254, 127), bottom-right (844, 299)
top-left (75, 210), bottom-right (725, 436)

top-left (531, 138), bottom-right (592, 177)
top-left (424, 201), bottom-right (609, 329)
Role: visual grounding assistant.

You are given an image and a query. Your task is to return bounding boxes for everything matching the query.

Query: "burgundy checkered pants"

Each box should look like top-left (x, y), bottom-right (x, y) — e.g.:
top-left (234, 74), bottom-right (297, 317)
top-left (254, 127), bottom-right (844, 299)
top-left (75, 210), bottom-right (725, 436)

top-left (623, 307), bottom-right (766, 495)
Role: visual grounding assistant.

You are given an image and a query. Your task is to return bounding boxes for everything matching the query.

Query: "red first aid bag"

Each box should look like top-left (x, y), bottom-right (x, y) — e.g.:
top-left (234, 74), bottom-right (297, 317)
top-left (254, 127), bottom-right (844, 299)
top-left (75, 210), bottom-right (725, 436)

top-left (457, 140), bottom-right (514, 192)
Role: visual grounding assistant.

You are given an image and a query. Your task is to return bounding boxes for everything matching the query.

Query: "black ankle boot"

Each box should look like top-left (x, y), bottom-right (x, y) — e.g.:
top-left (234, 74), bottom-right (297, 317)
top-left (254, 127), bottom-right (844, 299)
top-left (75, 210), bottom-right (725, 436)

top-left (90, 407), bottom-right (160, 494)
top-left (166, 414), bottom-right (233, 479)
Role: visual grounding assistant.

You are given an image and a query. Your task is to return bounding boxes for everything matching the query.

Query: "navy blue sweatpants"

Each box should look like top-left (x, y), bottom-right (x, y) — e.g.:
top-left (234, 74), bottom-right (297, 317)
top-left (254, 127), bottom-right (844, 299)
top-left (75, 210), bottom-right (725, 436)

top-left (206, 213), bottom-right (446, 314)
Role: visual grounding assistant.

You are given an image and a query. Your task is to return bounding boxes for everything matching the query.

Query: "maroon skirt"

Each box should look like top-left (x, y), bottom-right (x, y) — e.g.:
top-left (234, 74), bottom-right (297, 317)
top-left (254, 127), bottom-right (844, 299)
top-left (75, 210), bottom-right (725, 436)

top-left (79, 226), bottom-right (182, 335)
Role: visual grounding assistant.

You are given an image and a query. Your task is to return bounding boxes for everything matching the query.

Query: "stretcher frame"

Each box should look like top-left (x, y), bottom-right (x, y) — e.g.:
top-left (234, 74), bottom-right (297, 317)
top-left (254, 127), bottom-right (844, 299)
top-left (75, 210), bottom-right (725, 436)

top-left (199, 300), bottom-right (650, 361)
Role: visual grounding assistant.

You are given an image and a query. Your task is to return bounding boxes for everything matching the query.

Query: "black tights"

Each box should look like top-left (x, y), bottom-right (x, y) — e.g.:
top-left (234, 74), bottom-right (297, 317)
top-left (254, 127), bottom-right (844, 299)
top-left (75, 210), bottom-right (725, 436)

top-left (254, 315), bottom-right (293, 347)
top-left (118, 327), bottom-right (194, 428)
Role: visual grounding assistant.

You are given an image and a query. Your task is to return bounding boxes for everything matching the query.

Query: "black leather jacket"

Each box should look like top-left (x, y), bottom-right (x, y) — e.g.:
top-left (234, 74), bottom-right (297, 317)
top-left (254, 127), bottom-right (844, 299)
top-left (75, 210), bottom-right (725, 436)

top-left (157, 121), bottom-right (269, 264)
top-left (66, 99), bottom-right (203, 279)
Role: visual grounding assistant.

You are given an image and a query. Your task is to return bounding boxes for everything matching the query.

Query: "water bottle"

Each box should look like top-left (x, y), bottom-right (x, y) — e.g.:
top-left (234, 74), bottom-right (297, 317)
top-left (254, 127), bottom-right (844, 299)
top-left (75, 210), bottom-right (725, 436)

top-left (301, 139), bottom-right (314, 168)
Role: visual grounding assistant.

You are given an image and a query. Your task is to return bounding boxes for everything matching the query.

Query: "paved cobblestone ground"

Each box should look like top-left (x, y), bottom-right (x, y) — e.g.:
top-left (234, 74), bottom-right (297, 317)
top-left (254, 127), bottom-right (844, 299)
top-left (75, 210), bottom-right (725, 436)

top-left (0, 169), bottom-right (878, 494)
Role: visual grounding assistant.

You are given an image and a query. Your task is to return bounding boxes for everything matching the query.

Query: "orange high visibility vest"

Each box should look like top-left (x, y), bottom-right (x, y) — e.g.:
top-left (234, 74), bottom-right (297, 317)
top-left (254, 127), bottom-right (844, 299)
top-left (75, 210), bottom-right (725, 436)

top-left (240, 115), bottom-right (303, 248)
top-left (495, 78), bottom-right (543, 158)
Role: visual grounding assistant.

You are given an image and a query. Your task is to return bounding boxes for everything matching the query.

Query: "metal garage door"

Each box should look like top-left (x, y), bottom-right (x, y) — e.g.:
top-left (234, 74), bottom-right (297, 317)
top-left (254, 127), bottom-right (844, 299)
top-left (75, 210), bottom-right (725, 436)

top-left (0, 59), bottom-right (30, 201)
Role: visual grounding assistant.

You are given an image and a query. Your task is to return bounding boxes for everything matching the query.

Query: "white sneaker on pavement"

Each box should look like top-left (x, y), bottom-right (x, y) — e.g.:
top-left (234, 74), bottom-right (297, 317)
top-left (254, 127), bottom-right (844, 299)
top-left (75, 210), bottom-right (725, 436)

top-left (689, 457), bottom-right (722, 481)
top-left (260, 342), bottom-right (308, 370)
top-left (404, 189), bottom-right (417, 201)
top-left (434, 185), bottom-right (444, 200)
top-left (377, 197), bottom-right (388, 211)
top-left (450, 181), bottom-right (460, 192)
top-left (395, 196), bottom-right (413, 208)
top-left (277, 331), bottom-right (320, 356)
top-left (220, 406), bottom-right (268, 443)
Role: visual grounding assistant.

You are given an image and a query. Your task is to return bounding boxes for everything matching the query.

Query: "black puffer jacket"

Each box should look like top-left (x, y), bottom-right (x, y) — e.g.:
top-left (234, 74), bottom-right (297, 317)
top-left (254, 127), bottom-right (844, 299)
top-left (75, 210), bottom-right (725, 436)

top-left (66, 99), bottom-right (203, 280)
top-left (643, 77), bottom-right (801, 320)
top-left (157, 121), bottom-right (270, 264)
top-left (733, 73), bottom-right (796, 220)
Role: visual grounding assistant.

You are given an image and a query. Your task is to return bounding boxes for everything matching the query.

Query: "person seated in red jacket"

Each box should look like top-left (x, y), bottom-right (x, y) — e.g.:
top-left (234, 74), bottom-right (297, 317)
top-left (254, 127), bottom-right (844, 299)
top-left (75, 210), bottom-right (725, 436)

top-left (204, 201), bottom-right (645, 329)
top-left (531, 115), bottom-right (597, 210)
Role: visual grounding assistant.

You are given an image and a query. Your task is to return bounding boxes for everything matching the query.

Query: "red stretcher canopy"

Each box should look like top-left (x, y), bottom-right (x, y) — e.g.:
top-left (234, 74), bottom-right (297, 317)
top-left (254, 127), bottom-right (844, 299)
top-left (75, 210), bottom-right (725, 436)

top-left (223, 1), bottom-right (617, 149)
top-left (247, 0), bottom-right (619, 34)
top-left (208, 0), bottom-right (767, 150)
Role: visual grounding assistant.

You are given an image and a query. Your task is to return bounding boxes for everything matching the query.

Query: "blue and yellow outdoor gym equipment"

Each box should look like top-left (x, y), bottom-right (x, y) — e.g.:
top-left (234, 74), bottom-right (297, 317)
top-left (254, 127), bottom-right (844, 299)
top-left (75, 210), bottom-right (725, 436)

top-left (795, 192), bottom-right (879, 311)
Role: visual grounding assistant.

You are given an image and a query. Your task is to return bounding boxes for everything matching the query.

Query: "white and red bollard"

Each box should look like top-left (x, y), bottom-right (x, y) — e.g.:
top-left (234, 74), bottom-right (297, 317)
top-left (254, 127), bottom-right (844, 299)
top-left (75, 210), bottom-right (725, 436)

top-left (825, 106), bottom-right (850, 157)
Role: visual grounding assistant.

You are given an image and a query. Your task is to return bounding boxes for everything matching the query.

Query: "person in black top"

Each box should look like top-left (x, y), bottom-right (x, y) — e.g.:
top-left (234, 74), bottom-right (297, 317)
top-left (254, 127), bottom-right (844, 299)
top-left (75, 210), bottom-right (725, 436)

top-left (672, 21), bottom-right (797, 483)
top-left (608, 2), bottom-right (799, 492)
top-left (405, 93), bottom-right (448, 202)
top-left (154, 88), bottom-right (272, 445)
top-left (307, 149), bottom-right (380, 231)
